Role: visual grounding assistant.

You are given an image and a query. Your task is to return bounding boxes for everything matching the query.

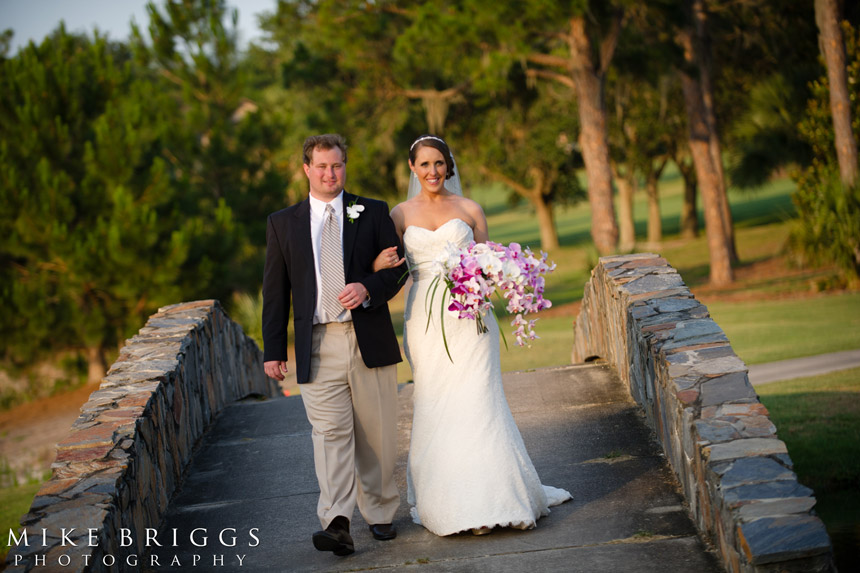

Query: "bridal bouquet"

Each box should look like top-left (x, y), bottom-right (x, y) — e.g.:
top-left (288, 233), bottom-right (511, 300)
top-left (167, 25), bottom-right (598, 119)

top-left (426, 240), bottom-right (555, 360)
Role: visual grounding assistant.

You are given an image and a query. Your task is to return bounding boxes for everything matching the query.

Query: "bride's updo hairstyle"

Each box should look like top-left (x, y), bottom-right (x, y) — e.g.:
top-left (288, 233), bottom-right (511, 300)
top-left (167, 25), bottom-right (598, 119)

top-left (409, 135), bottom-right (456, 180)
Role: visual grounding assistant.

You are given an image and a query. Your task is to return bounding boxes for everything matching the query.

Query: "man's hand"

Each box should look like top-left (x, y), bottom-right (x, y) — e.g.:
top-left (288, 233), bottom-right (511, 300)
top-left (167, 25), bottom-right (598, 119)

top-left (338, 282), bottom-right (369, 310)
top-left (264, 360), bottom-right (288, 381)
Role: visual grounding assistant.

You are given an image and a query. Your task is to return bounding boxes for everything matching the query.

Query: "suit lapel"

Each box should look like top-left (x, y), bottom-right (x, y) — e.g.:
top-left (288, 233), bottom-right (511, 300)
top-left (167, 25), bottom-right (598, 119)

top-left (342, 191), bottom-right (359, 275)
top-left (292, 199), bottom-right (315, 292)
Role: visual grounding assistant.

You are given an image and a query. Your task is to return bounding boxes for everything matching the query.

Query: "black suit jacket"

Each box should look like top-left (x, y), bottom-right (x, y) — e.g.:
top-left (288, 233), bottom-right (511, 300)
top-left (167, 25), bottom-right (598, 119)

top-left (262, 191), bottom-right (404, 384)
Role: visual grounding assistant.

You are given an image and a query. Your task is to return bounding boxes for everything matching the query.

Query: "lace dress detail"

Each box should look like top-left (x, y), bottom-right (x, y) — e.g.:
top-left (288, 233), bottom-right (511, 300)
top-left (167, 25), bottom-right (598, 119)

top-left (403, 218), bottom-right (571, 536)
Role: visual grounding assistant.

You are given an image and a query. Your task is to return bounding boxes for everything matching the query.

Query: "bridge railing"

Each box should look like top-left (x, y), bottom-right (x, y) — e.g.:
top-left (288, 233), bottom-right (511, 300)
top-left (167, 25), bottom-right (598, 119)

top-left (6, 300), bottom-right (281, 572)
top-left (573, 253), bottom-right (834, 573)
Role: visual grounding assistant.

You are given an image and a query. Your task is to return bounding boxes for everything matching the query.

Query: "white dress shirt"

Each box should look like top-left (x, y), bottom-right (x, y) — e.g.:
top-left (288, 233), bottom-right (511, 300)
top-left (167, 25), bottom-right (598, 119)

top-left (309, 192), bottom-right (351, 324)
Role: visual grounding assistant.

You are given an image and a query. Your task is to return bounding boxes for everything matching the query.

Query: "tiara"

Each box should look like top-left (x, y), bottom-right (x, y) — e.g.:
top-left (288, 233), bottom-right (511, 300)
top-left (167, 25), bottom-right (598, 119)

top-left (409, 135), bottom-right (447, 151)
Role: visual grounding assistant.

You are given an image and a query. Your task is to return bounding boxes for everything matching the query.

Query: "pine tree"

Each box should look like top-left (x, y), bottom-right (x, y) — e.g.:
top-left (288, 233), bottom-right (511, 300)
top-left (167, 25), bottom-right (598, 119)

top-left (0, 26), bottom-right (191, 380)
top-left (131, 0), bottom-right (288, 303)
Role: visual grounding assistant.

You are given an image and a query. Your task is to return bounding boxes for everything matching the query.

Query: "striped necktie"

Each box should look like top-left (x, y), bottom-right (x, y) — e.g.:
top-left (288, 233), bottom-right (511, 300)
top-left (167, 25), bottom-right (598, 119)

top-left (319, 204), bottom-right (345, 320)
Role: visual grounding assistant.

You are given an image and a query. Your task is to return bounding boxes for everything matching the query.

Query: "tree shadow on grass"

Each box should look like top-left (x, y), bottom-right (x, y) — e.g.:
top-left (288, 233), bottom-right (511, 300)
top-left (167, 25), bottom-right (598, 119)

top-left (816, 489), bottom-right (860, 573)
top-left (730, 191), bottom-right (796, 228)
top-left (671, 263), bottom-right (711, 288)
top-left (758, 389), bottom-right (860, 573)
top-left (558, 227), bottom-right (594, 248)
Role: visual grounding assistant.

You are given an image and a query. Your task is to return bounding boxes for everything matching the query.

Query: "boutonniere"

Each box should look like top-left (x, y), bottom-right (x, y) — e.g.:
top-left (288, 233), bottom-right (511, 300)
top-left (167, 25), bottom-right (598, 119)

top-left (345, 199), bottom-right (365, 223)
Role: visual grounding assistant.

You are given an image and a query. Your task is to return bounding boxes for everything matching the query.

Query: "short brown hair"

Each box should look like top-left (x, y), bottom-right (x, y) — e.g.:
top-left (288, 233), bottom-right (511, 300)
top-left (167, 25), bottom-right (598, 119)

top-left (303, 134), bottom-right (348, 165)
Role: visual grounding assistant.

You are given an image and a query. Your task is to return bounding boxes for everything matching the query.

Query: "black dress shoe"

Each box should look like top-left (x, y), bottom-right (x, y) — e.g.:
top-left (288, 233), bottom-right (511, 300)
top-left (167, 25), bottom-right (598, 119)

top-left (369, 523), bottom-right (397, 541)
top-left (313, 517), bottom-right (354, 556)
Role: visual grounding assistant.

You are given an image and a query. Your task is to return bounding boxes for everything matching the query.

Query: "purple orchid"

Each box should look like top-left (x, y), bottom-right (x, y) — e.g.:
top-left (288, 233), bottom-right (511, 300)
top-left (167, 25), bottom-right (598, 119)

top-left (428, 238), bottom-right (556, 352)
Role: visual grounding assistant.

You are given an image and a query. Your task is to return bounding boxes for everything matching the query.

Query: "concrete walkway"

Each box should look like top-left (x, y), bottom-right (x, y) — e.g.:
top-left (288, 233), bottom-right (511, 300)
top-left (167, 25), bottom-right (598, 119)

top-left (748, 349), bottom-right (860, 385)
top-left (144, 364), bottom-right (720, 572)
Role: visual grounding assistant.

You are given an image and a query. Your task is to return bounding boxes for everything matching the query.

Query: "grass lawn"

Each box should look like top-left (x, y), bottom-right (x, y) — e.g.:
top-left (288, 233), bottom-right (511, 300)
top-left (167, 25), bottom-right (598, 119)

top-left (1, 479), bottom-right (42, 563)
top-left (707, 293), bottom-right (860, 364)
top-left (488, 290), bottom-right (860, 374)
top-left (756, 368), bottom-right (860, 571)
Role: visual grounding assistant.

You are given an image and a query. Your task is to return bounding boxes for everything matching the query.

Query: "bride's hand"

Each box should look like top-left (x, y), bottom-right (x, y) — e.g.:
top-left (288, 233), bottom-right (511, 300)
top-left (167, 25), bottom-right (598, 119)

top-left (373, 246), bottom-right (405, 272)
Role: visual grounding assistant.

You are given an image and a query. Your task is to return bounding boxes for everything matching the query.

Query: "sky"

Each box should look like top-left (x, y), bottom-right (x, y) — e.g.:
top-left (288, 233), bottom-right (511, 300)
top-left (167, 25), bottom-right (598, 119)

top-left (0, 0), bottom-right (277, 54)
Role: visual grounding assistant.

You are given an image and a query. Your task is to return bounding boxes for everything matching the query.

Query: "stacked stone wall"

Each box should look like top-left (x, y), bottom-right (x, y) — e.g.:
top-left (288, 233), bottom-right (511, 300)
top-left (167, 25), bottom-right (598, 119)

top-left (573, 253), bottom-right (834, 572)
top-left (6, 300), bottom-right (280, 572)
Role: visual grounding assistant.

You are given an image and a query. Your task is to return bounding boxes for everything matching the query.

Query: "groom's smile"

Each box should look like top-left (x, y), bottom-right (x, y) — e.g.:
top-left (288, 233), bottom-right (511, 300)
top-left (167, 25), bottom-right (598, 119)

top-left (304, 146), bottom-right (347, 201)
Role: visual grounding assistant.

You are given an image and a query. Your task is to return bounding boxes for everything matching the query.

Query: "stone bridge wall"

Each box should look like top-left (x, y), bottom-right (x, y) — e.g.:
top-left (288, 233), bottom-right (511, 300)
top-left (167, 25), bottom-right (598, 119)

top-left (6, 300), bottom-right (281, 572)
top-left (572, 253), bottom-right (834, 572)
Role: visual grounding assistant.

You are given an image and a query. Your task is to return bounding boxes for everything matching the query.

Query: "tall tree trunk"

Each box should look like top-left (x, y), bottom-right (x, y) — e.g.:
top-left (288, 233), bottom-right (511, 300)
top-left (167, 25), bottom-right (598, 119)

top-left (645, 160), bottom-right (667, 246)
top-left (612, 162), bottom-right (637, 252)
top-left (692, 0), bottom-right (738, 263)
top-left (677, 159), bottom-right (700, 239)
top-left (815, 0), bottom-right (858, 187)
top-left (534, 194), bottom-right (560, 250)
top-left (86, 346), bottom-right (106, 384)
top-left (680, 68), bottom-right (733, 286)
top-left (646, 180), bottom-right (662, 246)
top-left (716, 174), bottom-right (738, 261)
top-left (479, 166), bottom-right (561, 250)
top-left (569, 16), bottom-right (619, 255)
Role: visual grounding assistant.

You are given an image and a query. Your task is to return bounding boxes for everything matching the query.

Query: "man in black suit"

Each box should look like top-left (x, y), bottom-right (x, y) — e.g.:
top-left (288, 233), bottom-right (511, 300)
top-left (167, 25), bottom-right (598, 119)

top-left (262, 134), bottom-right (404, 556)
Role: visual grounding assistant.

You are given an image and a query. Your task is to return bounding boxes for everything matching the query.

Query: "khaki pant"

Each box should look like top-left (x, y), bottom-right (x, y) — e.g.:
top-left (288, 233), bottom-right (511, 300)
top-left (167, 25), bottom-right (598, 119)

top-left (300, 321), bottom-right (399, 529)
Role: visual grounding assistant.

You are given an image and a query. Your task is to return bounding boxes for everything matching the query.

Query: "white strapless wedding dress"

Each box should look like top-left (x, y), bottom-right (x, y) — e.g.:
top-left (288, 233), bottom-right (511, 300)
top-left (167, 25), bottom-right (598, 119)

top-left (403, 218), bottom-right (571, 536)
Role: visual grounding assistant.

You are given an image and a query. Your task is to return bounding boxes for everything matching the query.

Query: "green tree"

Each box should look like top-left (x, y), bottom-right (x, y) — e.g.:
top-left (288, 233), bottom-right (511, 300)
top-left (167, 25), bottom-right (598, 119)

top-left (521, 0), bottom-right (624, 255)
top-left (715, 0), bottom-right (819, 188)
top-left (1, 3), bottom-right (287, 388)
top-left (0, 26), bottom-right (190, 381)
top-left (688, 0), bottom-right (738, 264)
top-left (791, 21), bottom-right (860, 281)
top-left (726, 74), bottom-right (813, 188)
top-left (673, 0), bottom-right (734, 285)
top-left (471, 66), bottom-right (586, 250)
top-left (255, 0), bottom-right (417, 201)
top-left (607, 4), bottom-right (688, 250)
top-left (131, 0), bottom-right (288, 301)
top-left (260, 0), bottom-right (588, 248)
top-left (0, 28), bottom-right (12, 58)
top-left (608, 71), bottom-right (676, 250)
top-left (815, 0), bottom-right (858, 187)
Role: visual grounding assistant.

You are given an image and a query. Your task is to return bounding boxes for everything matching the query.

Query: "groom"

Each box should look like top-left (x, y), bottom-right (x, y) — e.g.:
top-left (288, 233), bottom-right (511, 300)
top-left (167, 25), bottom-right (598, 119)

top-left (262, 134), bottom-right (404, 556)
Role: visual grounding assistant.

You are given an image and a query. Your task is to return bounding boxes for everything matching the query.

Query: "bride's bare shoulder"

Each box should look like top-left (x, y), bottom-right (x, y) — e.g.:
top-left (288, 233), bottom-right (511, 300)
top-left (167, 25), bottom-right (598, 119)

top-left (390, 202), bottom-right (409, 228)
top-left (392, 200), bottom-right (420, 217)
top-left (455, 196), bottom-right (486, 219)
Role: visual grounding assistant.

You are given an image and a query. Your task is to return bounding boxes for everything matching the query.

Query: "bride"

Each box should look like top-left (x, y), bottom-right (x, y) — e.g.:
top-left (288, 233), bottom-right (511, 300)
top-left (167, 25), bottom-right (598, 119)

top-left (373, 135), bottom-right (571, 536)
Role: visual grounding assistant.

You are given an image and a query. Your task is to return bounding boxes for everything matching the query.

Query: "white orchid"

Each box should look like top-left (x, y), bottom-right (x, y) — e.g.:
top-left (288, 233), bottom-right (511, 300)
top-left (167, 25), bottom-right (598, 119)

top-left (502, 259), bottom-right (524, 283)
top-left (469, 242), bottom-right (492, 256)
top-left (345, 201), bottom-right (364, 222)
top-left (437, 242), bottom-right (462, 267)
top-left (476, 251), bottom-right (504, 276)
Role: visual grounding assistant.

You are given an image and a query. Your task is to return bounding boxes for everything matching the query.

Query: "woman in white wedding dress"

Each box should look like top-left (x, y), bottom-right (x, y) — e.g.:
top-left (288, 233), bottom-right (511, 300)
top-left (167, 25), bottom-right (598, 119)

top-left (373, 135), bottom-right (571, 536)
